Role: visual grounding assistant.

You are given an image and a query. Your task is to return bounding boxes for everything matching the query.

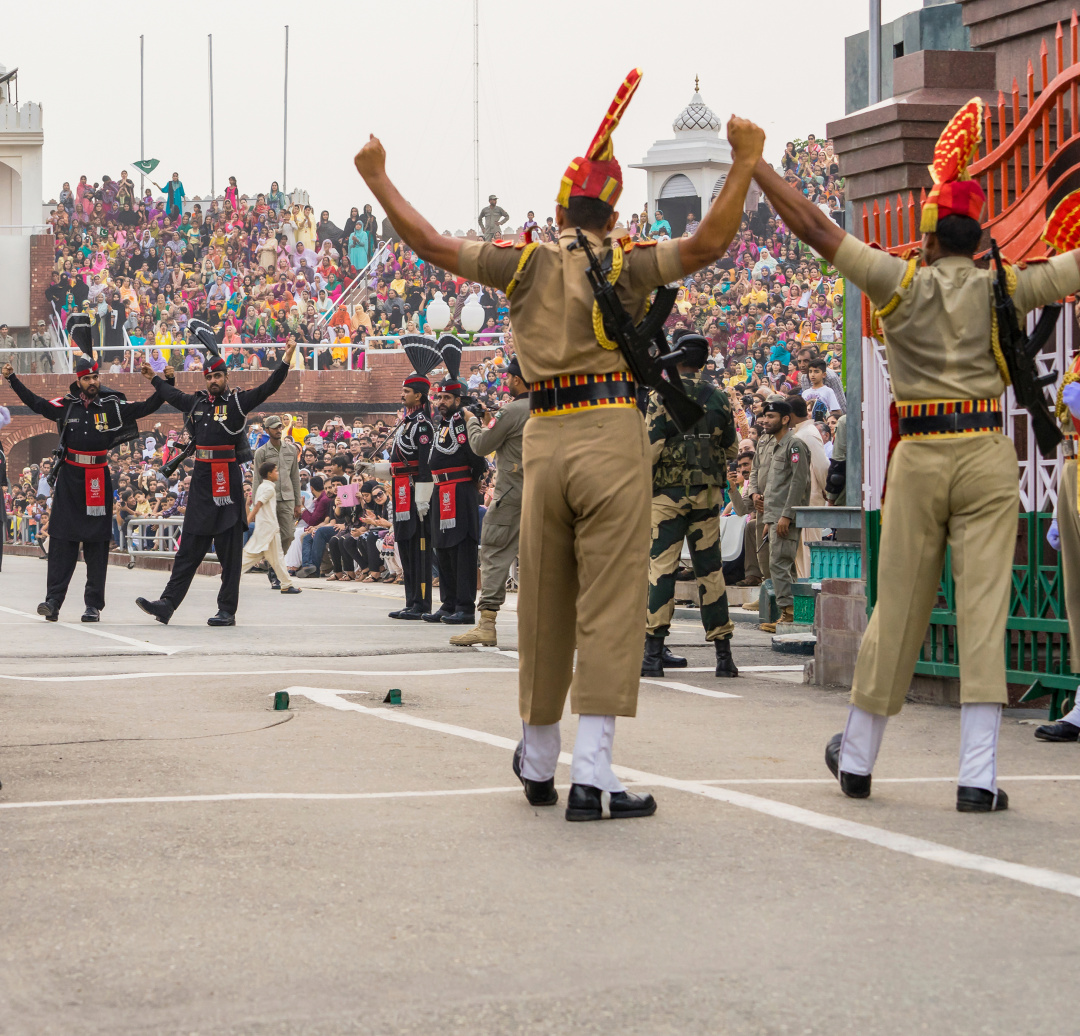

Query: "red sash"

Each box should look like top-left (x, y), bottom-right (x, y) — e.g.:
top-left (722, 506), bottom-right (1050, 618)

top-left (195, 446), bottom-right (236, 506)
top-left (66, 452), bottom-right (108, 516)
top-left (393, 475), bottom-right (412, 521)
top-left (438, 483), bottom-right (457, 530)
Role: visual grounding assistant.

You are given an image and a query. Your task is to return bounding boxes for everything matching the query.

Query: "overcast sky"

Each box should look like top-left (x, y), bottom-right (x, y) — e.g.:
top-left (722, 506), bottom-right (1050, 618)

top-left (6, 0), bottom-right (918, 231)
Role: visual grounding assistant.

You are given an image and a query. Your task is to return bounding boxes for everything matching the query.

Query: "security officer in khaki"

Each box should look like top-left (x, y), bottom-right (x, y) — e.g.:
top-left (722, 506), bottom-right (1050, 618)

top-left (755, 99), bottom-right (1080, 812)
top-left (450, 357), bottom-right (529, 648)
top-left (354, 71), bottom-right (764, 821)
top-left (642, 330), bottom-right (739, 679)
top-left (252, 415), bottom-right (302, 590)
top-left (739, 418), bottom-right (780, 594)
top-left (756, 399), bottom-right (809, 634)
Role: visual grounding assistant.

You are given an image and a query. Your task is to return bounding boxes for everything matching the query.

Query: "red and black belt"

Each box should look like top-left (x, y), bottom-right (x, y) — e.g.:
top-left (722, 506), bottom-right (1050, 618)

top-left (194, 445), bottom-right (236, 504)
top-left (432, 466), bottom-right (472, 484)
top-left (390, 461), bottom-right (419, 475)
top-left (895, 399), bottom-right (1002, 440)
top-left (529, 372), bottom-right (636, 415)
top-left (432, 467), bottom-right (471, 530)
top-left (65, 450), bottom-right (108, 516)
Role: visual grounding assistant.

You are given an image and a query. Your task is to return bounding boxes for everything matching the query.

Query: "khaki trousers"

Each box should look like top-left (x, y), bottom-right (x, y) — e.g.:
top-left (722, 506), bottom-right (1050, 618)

top-left (768, 526), bottom-right (801, 608)
top-left (477, 507), bottom-right (521, 613)
top-left (518, 406), bottom-right (650, 725)
top-left (275, 500), bottom-right (296, 559)
top-left (852, 435), bottom-right (1018, 716)
top-left (1056, 458), bottom-right (1080, 672)
top-left (743, 514), bottom-right (771, 582)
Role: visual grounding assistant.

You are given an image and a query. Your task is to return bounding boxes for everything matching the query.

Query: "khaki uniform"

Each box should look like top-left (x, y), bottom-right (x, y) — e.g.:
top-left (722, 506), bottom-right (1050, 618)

top-left (834, 235), bottom-right (1080, 715)
top-left (459, 231), bottom-right (683, 724)
top-left (465, 396), bottom-right (529, 612)
top-left (743, 433), bottom-right (780, 583)
top-left (793, 420), bottom-right (829, 578)
top-left (253, 437), bottom-right (302, 552)
top-left (761, 433), bottom-right (811, 608)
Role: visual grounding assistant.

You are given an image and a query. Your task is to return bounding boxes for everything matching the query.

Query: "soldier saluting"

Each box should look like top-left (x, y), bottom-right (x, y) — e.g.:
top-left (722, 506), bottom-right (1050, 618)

top-left (136, 321), bottom-right (296, 627)
top-left (643, 330), bottom-right (740, 678)
top-left (754, 100), bottom-right (1080, 812)
top-left (2, 314), bottom-right (173, 621)
top-left (354, 72), bottom-right (763, 821)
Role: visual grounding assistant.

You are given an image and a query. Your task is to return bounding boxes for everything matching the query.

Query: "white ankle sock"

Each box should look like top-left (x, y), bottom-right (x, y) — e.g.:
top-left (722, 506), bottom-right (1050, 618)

top-left (1061, 690), bottom-right (1080, 727)
top-left (571, 715), bottom-right (626, 793)
top-left (839, 705), bottom-right (888, 776)
top-left (958, 702), bottom-right (1001, 793)
top-left (520, 721), bottom-right (561, 782)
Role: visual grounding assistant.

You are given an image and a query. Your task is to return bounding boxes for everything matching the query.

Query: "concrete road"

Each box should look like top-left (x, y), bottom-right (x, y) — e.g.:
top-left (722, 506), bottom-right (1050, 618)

top-left (1, 554), bottom-right (1078, 1035)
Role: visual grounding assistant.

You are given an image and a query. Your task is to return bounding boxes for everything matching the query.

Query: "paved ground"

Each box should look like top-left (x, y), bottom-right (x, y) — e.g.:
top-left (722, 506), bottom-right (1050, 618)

top-left (2, 553), bottom-right (1079, 1035)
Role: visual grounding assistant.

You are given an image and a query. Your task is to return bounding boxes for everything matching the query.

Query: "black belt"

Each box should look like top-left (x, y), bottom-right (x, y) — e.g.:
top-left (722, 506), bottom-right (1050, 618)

top-left (529, 378), bottom-right (636, 414)
top-left (195, 447), bottom-right (237, 461)
top-left (432, 466), bottom-right (471, 483)
top-left (898, 411), bottom-right (1003, 437)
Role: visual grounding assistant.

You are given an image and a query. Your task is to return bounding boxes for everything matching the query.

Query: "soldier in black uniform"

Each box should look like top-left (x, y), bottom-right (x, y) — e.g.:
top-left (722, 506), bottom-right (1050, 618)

top-left (1, 314), bottom-right (173, 621)
top-left (135, 322), bottom-right (296, 626)
top-left (425, 336), bottom-right (486, 625)
top-left (358, 335), bottom-right (438, 619)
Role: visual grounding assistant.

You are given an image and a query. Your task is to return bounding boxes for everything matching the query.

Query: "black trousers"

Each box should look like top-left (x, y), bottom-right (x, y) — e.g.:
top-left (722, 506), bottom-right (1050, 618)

top-left (399, 518), bottom-right (431, 613)
top-left (162, 523), bottom-right (244, 615)
top-left (435, 539), bottom-right (478, 616)
top-left (47, 538), bottom-right (110, 609)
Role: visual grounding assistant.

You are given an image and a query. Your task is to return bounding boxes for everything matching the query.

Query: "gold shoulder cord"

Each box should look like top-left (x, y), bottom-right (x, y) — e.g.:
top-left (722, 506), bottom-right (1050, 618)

top-left (592, 243), bottom-right (625, 351)
top-left (870, 256), bottom-right (918, 333)
top-left (1056, 371), bottom-right (1080, 426)
top-left (505, 242), bottom-right (540, 298)
top-left (988, 263), bottom-right (1018, 385)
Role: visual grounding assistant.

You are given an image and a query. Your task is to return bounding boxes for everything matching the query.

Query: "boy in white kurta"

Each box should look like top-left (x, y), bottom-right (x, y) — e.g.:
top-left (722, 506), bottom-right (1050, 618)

top-left (242, 461), bottom-right (301, 593)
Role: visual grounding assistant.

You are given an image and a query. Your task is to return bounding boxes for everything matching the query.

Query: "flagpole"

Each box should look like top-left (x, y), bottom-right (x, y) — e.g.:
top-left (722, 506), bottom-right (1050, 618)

top-left (283, 25), bottom-right (289, 196)
top-left (139, 35), bottom-right (145, 198)
top-left (208, 33), bottom-right (215, 200)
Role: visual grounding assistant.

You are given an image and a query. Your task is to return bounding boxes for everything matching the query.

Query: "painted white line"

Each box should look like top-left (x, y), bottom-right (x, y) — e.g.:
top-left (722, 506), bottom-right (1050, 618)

top-left (289, 687), bottom-right (1080, 900)
top-left (0, 786), bottom-right (526, 811)
top-left (697, 775), bottom-right (1080, 786)
top-left (0, 605), bottom-right (181, 655)
top-left (0, 667), bottom-right (518, 684)
top-left (639, 677), bottom-right (740, 700)
top-left (473, 646), bottom-right (520, 658)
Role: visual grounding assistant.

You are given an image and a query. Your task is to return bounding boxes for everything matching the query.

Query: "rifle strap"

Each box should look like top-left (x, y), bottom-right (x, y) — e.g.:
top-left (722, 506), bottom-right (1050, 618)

top-left (591, 244), bottom-right (624, 351)
top-left (989, 262), bottom-right (1019, 385)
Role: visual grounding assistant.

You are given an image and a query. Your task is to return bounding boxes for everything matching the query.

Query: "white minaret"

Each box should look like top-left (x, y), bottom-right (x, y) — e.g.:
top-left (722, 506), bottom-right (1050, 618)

top-left (629, 77), bottom-right (734, 237)
top-left (0, 65), bottom-right (44, 233)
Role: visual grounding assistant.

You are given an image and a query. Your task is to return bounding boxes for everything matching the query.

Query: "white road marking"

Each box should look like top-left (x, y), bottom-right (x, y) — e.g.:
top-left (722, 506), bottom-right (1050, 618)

top-left (0, 605), bottom-right (182, 655)
top-left (639, 678), bottom-right (740, 700)
top-left (0, 786), bottom-right (527, 811)
top-left (473, 646), bottom-right (519, 658)
top-left (289, 687), bottom-right (1080, 900)
top-left (0, 667), bottom-right (518, 684)
top-left (698, 775), bottom-right (1080, 785)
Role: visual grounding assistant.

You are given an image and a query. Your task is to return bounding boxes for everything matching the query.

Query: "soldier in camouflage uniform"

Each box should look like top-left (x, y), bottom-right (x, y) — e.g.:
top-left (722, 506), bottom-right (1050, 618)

top-left (642, 333), bottom-right (740, 679)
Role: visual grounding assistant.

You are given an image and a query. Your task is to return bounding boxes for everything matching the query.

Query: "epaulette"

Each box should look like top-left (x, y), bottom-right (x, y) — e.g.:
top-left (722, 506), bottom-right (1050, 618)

top-left (1017, 257), bottom-right (1051, 269)
top-left (492, 239), bottom-right (515, 249)
top-left (898, 246), bottom-right (922, 262)
top-left (627, 239), bottom-right (659, 249)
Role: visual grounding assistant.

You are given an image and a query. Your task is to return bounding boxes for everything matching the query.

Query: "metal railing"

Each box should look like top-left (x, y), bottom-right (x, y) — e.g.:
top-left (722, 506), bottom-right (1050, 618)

top-left (125, 516), bottom-right (216, 562)
top-left (4, 514), bottom-right (44, 545)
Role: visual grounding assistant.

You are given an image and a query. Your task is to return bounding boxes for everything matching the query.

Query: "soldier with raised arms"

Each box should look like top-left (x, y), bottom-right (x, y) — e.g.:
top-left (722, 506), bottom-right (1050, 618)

top-left (2, 314), bottom-right (173, 622)
top-left (354, 70), bottom-right (764, 821)
top-left (753, 100), bottom-right (1080, 811)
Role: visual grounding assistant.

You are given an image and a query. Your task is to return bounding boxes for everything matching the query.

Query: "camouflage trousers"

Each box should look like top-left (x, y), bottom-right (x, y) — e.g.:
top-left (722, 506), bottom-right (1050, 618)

top-left (646, 485), bottom-right (734, 642)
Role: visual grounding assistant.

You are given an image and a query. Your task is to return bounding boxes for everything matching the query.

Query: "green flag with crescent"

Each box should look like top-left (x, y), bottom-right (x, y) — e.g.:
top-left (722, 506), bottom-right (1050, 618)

top-left (132, 159), bottom-right (159, 175)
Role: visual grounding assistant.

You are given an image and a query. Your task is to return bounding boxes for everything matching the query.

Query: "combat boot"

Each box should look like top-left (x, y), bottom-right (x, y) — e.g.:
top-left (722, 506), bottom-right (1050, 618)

top-left (760, 605), bottom-right (794, 635)
top-left (714, 638), bottom-right (739, 678)
top-left (661, 644), bottom-right (687, 668)
top-left (641, 633), bottom-right (665, 677)
top-left (449, 609), bottom-right (498, 647)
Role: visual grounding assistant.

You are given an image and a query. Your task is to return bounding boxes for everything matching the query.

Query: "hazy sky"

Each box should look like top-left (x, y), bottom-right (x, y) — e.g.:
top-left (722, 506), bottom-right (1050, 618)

top-left (5, 0), bottom-right (918, 231)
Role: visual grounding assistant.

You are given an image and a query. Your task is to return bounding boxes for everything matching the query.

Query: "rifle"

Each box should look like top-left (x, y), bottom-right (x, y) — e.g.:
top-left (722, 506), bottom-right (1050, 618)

top-left (990, 240), bottom-right (1063, 458)
top-left (568, 229), bottom-right (705, 433)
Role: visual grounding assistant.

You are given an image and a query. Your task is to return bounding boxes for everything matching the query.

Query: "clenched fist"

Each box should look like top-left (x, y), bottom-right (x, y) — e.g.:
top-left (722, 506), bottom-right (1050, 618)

top-left (140, 362), bottom-right (155, 380)
top-left (727, 116), bottom-right (766, 164)
top-left (354, 134), bottom-right (387, 184)
top-left (1, 363), bottom-right (13, 380)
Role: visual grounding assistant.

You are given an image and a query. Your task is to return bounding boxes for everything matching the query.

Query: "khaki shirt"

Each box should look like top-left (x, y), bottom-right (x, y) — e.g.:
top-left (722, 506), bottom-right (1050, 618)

top-left (833, 234), bottom-right (1080, 403)
top-left (465, 396), bottom-right (529, 520)
top-left (253, 437), bottom-right (302, 504)
top-left (746, 432), bottom-right (779, 500)
top-left (762, 432), bottom-right (812, 524)
top-left (458, 230), bottom-right (683, 383)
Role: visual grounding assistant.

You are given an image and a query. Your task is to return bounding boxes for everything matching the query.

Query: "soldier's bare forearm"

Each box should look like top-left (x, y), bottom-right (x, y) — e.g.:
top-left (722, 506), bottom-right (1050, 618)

top-left (753, 159), bottom-right (844, 262)
top-left (362, 171), bottom-right (464, 274)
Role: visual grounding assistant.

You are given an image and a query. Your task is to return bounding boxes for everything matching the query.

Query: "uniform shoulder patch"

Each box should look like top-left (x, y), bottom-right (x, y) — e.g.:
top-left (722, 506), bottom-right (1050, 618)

top-left (629, 239), bottom-right (659, 249)
top-left (492, 239), bottom-right (515, 249)
top-left (1017, 257), bottom-right (1051, 268)
top-left (49, 397), bottom-right (65, 406)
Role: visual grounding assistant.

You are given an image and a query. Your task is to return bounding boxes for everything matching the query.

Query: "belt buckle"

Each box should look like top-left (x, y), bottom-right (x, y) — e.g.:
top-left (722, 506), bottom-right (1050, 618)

top-left (549, 382), bottom-right (560, 411)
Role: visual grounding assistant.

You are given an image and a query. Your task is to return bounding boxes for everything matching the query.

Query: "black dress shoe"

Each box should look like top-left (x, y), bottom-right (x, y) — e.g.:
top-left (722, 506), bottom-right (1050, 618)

top-left (512, 742), bottom-right (558, 806)
top-left (641, 633), bottom-right (665, 677)
top-left (136, 597), bottom-right (173, 625)
top-left (825, 732), bottom-right (872, 799)
top-left (36, 600), bottom-right (59, 622)
top-left (421, 609), bottom-right (452, 623)
top-left (661, 645), bottom-right (687, 668)
top-left (714, 638), bottom-right (739, 678)
top-left (565, 783), bottom-right (657, 821)
top-left (207, 610), bottom-right (236, 627)
top-left (442, 610), bottom-right (476, 625)
top-left (1034, 719), bottom-right (1080, 742)
top-left (389, 607), bottom-right (427, 620)
top-left (957, 786), bottom-right (1009, 812)
top-left (81, 607), bottom-right (100, 623)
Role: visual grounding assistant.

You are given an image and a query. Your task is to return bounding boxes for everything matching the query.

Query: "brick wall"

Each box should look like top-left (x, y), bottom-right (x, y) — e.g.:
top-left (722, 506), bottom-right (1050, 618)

top-left (28, 234), bottom-right (54, 328)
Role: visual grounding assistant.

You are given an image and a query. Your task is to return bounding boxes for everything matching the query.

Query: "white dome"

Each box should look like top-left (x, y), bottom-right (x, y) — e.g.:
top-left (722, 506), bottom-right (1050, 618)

top-left (674, 78), bottom-right (720, 133)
